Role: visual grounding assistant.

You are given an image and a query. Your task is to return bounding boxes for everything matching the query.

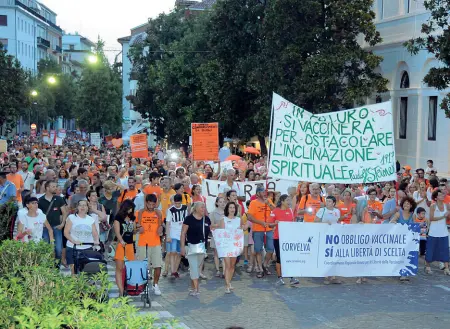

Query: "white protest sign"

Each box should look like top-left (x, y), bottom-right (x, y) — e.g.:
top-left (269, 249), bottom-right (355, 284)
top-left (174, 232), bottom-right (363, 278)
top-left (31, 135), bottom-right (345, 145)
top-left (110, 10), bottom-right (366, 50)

top-left (279, 222), bottom-right (419, 277)
top-left (54, 137), bottom-right (63, 146)
top-left (213, 160), bottom-right (233, 177)
top-left (212, 229), bottom-right (244, 258)
top-left (90, 133), bottom-right (102, 148)
top-left (269, 93), bottom-right (396, 183)
top-left (201, 178), bottom-right (296, 213)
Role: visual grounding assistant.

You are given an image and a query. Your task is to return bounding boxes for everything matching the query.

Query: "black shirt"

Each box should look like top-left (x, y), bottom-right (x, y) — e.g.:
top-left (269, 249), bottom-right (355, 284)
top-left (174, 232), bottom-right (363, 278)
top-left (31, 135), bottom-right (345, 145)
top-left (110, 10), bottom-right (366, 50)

top-left (38, 195), bottom-right (67, 226)
top-left (183, 215), bottom-right (211, 244)
top-left (114, 214), bottom-right (135, 244)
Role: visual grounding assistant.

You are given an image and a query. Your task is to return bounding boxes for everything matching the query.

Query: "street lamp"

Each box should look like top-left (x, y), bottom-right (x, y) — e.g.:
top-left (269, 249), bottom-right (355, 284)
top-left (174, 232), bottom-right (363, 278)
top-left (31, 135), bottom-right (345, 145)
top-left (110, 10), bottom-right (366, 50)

top-left (88, 54), bottom-right (98, 64)
top-left (31, 90), bottom-right (38, 97)
top-left (47, 76), bottom-right (56, 84)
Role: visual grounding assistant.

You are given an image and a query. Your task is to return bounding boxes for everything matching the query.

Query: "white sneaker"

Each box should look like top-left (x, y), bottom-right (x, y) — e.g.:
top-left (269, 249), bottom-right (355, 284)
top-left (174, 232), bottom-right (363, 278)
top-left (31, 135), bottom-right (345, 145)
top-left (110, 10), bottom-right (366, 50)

top-left (276, 277), bottom-right (285, 285)
top-left (153, 284), bottom-right (162, 296)
top-left (439, 262), bottom-right (445, 270)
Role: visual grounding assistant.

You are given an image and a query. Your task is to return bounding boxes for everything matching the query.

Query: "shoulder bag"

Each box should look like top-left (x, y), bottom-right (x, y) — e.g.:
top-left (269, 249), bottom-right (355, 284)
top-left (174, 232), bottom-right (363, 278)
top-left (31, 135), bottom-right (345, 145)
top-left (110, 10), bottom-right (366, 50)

top-left (187, 217), bottom-right (206, 255)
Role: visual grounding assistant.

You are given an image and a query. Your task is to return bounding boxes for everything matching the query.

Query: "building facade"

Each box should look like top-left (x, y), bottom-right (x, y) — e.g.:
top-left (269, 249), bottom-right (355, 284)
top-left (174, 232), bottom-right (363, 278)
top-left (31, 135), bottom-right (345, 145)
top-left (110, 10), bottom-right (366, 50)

top-left (61, 32), bottom-right (95, 76)
top-left (360, 0), bottom-right (450, 174)
top-left (0, 0), bottom-right (63, 73)
top-left (118, 23), bottom-right (156, 147)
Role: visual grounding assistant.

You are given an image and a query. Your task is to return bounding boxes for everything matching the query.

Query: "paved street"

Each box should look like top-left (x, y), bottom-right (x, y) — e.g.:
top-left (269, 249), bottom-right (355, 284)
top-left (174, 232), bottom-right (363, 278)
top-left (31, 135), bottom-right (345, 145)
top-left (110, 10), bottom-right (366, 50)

top-left (149, 257), bottom-right (450, 329)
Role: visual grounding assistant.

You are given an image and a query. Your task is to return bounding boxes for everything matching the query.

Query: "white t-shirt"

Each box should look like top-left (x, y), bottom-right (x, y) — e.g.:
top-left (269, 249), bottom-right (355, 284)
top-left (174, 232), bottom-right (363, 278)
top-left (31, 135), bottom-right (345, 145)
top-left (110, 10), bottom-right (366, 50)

top-left (218, 181), bottom-right (243, 197)
top-left (428, 204), bottom-right (449, 238)
top-left (18, 212), bottom-right (47, 243)
top-left (223, 216), bottom-right (241, 230)
top-left (66, 214), bottom-right (95, 249)
top-left (316, 208), bottom-right (341, 224)
top-left (19, 170), bottom-right (35, 191)
top-left (166, 205), bottom-right (188, 240)
top-left (17, 207), bottom-right (43, 223)
top-left (134, 192), bottom-right (145, 211)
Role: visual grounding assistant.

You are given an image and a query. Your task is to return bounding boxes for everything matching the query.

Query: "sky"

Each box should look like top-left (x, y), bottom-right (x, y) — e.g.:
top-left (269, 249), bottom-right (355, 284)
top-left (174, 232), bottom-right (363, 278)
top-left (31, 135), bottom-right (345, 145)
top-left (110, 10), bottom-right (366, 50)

top-left (40, 0), bottom-right (175, 61)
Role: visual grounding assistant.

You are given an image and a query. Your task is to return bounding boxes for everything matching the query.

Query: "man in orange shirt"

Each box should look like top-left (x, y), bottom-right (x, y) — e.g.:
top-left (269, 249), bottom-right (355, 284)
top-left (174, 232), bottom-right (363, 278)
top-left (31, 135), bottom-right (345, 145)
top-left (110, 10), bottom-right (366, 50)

top-left (247, 186), bottom-right (275, 278)
top-left (297, 183), bottom-right (325, 222)
top-left (143, 172), bottom-right (162, 202)
top-left (137, 194), bottom-right (163, 295)
top-left (7, 162), bottom-right (24, 206)
top-left (118, 177), bottom-right (139, 206)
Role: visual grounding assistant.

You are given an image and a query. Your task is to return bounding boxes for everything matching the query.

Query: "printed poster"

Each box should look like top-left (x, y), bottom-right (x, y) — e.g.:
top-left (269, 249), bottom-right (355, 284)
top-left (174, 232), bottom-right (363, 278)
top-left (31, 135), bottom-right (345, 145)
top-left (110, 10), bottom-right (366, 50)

top-left (130, 133), bottom-right (149, 158)
top-left (191, 123), bottom-right (219, 161)
top-left (279, 222), bottom-right (419, 277)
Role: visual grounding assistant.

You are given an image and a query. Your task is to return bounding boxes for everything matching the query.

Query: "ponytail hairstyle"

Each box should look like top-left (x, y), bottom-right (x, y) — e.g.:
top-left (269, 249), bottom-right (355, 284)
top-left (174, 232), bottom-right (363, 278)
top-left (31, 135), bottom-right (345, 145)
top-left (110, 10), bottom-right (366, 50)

top-left (276, 194), bottom-right (289, 208)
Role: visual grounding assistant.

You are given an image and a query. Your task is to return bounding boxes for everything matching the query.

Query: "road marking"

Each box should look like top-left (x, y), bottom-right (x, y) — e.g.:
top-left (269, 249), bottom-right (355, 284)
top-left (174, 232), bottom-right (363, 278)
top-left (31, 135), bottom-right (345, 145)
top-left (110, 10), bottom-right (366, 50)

top-left (434, 285), bottom-right (450, 292)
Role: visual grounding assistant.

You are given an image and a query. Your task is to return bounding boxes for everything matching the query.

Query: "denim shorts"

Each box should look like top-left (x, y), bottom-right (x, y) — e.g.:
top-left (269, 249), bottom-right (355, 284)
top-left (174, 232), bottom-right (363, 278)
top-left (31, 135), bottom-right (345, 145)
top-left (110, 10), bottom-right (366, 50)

top-left (166, 239), bottom-right (181, 253)
top-left (253, 231), bottom-right (274, 253)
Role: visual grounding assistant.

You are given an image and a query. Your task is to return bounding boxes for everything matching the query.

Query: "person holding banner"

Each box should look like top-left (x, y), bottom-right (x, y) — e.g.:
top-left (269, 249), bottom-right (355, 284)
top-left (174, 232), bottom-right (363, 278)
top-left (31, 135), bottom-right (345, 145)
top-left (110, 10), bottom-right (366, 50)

top-left (209, 197), bottom-right (227, 277)
top-left (268, 194), bottom-right (299, 286)
top-left (218, 202), bottom-right (243, 294)
top-left (337, 189), bottom-right (357, 224)
top-left (362, 188), bottom-right (384, 224)
top-left (425, 190), bottom-right (450, 275)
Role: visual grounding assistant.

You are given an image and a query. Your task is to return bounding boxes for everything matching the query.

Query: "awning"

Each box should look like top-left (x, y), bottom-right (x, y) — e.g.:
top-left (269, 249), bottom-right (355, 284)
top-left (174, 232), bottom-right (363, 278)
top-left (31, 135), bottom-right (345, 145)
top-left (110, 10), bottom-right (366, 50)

top-left (122, 122), bottom-right (149, 141)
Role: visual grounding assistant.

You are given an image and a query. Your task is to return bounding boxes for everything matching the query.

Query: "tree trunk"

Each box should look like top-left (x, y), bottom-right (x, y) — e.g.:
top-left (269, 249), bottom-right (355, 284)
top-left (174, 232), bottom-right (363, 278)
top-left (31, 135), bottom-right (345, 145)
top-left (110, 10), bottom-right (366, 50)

top-left (258, 135), bottom-right (268, 156)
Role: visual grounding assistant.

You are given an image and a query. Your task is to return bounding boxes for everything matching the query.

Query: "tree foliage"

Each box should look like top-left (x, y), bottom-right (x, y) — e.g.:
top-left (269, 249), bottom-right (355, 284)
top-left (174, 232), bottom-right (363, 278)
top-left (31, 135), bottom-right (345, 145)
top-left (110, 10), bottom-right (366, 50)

top-left (75, 39), bottom-right (122, 133)
top-left (0, 43), bottom-right (29, 131)
top-left (131, 0), bottom-right (387, 150)
top-left (405, 0), bottom-right (450, 117)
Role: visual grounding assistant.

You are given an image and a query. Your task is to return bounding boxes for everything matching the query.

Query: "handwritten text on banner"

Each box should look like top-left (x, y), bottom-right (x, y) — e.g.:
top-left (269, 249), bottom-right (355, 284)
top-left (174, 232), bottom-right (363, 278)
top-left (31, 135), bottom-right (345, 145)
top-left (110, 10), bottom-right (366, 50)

top-left (213, 229), bottom-right (244, 258)
top-left (269, 93), bottom-right (396, 183)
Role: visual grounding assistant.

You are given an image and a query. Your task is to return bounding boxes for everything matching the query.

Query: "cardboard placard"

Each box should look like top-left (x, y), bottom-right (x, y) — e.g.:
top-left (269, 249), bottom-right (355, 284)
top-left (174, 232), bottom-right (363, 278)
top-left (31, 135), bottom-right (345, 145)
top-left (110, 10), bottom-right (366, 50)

top-left (191, 123), bottom-right (219, 161)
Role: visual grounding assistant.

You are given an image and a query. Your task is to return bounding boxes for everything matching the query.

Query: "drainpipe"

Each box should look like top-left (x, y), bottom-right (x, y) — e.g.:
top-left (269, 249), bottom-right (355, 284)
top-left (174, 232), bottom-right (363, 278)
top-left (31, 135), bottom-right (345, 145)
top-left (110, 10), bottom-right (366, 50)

top-left (415, 91), bottom-right (423, 170)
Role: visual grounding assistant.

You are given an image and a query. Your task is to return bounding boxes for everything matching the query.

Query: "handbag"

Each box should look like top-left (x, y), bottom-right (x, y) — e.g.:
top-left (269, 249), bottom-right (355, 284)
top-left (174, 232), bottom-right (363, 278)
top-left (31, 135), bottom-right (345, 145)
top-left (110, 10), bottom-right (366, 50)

top-left (187, 217), bottom-right (206, 255)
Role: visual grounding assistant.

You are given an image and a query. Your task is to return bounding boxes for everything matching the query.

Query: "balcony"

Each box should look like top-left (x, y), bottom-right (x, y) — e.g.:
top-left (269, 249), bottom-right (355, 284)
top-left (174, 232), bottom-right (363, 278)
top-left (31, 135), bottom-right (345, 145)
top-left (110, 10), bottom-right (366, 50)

top-left (37, 37), bottom-right (50, 49)
top-left (53, 45), bottom-right (62, 53)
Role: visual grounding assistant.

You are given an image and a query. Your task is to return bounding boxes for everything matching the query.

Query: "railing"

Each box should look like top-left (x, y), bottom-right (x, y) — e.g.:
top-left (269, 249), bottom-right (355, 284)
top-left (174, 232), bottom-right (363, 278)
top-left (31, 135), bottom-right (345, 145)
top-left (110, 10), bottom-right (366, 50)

top-left (37, 37), bottom-right (50, 48)
top-left (54, 45), bottom-right (62, 53)
top-left (15, 0), bottom-right (63, 32)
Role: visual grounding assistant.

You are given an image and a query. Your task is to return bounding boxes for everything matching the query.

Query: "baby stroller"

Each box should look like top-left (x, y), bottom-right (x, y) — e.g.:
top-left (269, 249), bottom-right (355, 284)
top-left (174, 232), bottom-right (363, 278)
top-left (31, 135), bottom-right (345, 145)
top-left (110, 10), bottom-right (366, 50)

top-left (73, 243), bottom-right (107, 275)
top-left (123, 245), bottom-right (152, 308)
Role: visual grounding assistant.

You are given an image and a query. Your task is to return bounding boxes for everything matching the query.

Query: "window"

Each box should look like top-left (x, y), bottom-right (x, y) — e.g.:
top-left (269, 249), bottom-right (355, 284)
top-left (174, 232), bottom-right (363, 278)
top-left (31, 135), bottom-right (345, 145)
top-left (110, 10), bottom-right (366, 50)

top-left (0, 39), bottom-right (7, 51)
top-left (399, 97), bottom-right (408, 139)
top-left (0, 15), bottom-right (7, 26)
top-left (380, 0), bottom-right (384, 19)
top-left (428, 96), bottom-right (437, 141)
top-left (400, 71), bottom-right (410, 89)
top-left (407, 0), bottom-right (410, 13)
top-left (69, 44), bottom-right (75, 50)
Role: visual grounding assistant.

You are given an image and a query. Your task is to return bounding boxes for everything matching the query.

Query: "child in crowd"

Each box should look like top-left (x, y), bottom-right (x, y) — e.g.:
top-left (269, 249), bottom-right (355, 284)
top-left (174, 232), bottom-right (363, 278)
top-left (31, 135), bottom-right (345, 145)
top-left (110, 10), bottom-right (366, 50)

top-left (415, 207), bottom-right (428, 256)
top-left (425, 160), bottom-right (437, 179)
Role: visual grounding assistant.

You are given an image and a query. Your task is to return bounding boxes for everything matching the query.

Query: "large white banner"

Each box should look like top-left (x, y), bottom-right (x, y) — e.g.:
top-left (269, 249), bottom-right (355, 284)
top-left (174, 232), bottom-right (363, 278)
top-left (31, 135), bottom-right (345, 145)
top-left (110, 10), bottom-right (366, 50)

top-left (201, 178), bottom-right (296, 213)
top-left (279, 222), bottom-right (419, 277)
top-left (269, 93), bottom-right (396, 183)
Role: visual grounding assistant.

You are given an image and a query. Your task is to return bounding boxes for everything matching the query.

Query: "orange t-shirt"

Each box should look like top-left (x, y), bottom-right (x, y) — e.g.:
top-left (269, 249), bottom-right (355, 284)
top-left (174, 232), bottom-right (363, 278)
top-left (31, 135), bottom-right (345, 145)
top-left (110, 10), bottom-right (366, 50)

top-left (143, 185), bottom-right (162, 200)
top-left (444, 195), bottom-right (450, 204)
top-left (363, 200), bottom-right (383, 223)
top-left (248, 199), bottom-right (272, 232)
top-left (119, 189), bottom-right (138, 204)
top-left (299, 194), bottom-right (324, 222)
top-left (7, 173), bottom-right (24, 203)
top-left (137, 210), bottom-right (161, 247)
top-left (160, 189), bottom-right (176, 219)
top-left (338, 202), bottom-right (356, 224)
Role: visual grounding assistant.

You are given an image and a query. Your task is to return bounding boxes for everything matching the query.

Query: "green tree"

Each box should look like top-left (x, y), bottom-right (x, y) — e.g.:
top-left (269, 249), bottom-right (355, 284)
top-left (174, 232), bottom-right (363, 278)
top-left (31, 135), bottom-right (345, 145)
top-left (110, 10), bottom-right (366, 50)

top-left (405, 0), bottom-right (450, 117)
top-left (0, 43), bottom-right (29, 132)
top-left (75, 39), bottom-right (122, 133)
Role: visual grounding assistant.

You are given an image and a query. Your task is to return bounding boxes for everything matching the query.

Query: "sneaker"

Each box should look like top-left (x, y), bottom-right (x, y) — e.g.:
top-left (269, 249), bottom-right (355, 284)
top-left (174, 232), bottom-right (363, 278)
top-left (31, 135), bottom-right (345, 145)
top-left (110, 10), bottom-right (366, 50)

top-left (290, 278), bottom-right (300, 285)
top-left (276, 277), bottom-right (285, 285)
top-left (153, 284), bottom-right (162, 296)
top-left (244, 260), bottom-right (248, 265)
top-left (439, 262), bottom-right (445, 270)
top-left (173, 272), bottom-right (180, 279)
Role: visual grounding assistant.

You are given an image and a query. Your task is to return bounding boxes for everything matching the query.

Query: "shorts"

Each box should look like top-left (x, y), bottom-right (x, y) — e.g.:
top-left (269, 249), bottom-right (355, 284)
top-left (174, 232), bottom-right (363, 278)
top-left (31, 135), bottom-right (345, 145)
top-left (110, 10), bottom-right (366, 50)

top-left (253, 231), bottom-right (274, 253)
top-left (115, 243), bottom-right (135, 261)
top-left (274, 239), bottom-right (281, 264)
top-left (137, 245), bottom-right (162, 268)
top-left (244, 234), bottom-right (249, 247)
top-left (166, 239), bottom-right (181, 253)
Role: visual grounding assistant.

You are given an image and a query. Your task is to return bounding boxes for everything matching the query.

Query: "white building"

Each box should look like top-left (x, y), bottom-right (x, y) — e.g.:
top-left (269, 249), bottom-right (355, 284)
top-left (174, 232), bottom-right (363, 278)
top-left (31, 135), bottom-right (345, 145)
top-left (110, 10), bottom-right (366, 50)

top-left (0, 0), bottom-right (63, 73)
top-left (61, 32), bottom-right (95, 76)
top-left (362, 0), bottom-right (450, 175)
top-left (118, 23), bottom-right (156, 148)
